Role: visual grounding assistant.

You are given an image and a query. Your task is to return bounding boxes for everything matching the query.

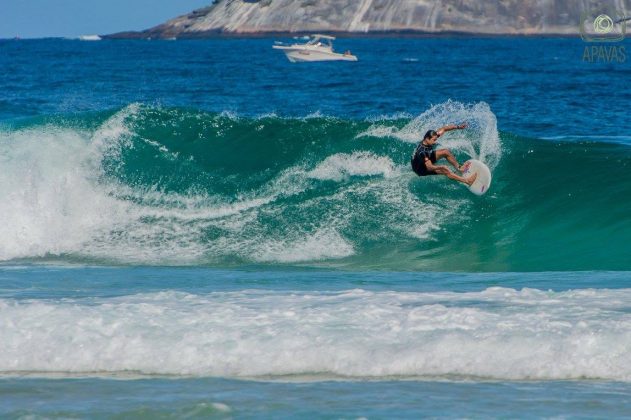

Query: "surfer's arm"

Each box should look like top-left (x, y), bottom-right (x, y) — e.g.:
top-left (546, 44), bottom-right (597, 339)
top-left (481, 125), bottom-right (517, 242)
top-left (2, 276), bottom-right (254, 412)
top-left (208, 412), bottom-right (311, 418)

top-left (437, 123), bottom-right (467, 135)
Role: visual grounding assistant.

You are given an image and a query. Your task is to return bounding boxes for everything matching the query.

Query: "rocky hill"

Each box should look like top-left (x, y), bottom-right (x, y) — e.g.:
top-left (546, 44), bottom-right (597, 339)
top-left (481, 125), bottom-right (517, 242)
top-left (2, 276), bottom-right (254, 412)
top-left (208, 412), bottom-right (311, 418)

top-left (106, 0), bottom-right (631, 38)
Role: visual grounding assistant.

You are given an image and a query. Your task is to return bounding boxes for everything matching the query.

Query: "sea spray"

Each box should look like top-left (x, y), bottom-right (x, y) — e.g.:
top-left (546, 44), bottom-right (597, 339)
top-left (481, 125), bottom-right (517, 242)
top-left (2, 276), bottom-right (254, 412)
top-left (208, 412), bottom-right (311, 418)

top-left (360, 100), bottom-right (502, 169)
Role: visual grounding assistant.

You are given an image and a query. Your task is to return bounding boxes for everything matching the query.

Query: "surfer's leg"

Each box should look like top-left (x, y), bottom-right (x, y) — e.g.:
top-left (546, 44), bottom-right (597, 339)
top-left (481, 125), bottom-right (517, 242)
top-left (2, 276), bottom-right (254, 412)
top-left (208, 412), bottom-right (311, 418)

top-left (433, 165), bottom-right (477, 185)
top-left (435, 149), bottom-right (460, 171)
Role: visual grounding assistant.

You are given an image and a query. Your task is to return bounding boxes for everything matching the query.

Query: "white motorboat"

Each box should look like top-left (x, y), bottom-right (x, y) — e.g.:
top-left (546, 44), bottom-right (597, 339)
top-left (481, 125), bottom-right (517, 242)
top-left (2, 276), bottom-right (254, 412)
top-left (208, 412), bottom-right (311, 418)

top-left (273, 34), bottom-right (358, 62)
top-left (78, 35), bottom-right (102, 41)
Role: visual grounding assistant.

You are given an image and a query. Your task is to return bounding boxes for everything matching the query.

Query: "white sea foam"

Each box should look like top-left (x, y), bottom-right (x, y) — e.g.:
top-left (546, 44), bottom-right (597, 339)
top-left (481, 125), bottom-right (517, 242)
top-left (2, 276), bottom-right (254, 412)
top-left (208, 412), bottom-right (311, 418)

top-left (0, 125), bottom-right (131, 260)
top-left (308, 152), bottom-right (396, 182)
top-left (2, 287), bottom-right (631, 380)
top-left (254, 227), bottom-right (355, 263)
top-left (0, 108), bottom-right (306, 264)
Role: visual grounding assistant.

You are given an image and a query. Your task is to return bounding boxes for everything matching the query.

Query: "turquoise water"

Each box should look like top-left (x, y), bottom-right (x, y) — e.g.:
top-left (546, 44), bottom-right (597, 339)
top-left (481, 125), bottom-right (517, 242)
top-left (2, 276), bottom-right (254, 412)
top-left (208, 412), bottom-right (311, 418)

top-left (3, 377), bottom-right (631, 418)
top-left (1, 37), bottom-right (631, 418)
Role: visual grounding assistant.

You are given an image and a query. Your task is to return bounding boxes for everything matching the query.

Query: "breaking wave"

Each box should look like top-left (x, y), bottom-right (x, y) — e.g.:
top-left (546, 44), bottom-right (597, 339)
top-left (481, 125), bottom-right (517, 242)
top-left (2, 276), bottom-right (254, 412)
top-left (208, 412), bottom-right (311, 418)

top-left (1, 101), bottom-right (629, 270)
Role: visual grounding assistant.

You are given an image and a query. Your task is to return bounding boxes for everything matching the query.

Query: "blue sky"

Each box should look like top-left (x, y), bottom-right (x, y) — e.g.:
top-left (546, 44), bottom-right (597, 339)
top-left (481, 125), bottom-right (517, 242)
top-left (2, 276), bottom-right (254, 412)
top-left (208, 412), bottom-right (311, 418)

top-left (1, 1), bottom-right (213, 38)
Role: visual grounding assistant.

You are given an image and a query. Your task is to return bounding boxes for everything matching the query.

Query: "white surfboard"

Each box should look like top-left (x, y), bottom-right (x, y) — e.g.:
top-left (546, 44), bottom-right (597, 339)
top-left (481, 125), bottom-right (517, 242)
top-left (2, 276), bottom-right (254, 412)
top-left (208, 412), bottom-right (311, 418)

top-left (461, 159), bottom-right (492, 195)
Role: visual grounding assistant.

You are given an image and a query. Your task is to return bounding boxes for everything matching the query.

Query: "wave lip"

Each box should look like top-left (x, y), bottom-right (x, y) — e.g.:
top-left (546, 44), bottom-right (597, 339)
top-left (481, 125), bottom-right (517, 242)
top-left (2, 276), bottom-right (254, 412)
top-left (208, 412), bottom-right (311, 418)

top-left (2, 287), bottom-right (631, 381)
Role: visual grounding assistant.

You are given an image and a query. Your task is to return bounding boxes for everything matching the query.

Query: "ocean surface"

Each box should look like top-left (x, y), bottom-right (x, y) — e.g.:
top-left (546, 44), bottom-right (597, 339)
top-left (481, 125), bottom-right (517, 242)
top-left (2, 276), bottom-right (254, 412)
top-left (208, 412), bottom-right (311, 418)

top-left (1, 37), bottom-right (630, 418)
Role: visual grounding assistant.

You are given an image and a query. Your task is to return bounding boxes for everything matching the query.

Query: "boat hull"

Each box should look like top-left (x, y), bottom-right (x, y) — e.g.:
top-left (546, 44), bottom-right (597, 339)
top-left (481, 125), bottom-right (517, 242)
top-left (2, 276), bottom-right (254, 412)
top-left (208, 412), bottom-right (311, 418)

top-left (273, 46), bottom-right (357, 62)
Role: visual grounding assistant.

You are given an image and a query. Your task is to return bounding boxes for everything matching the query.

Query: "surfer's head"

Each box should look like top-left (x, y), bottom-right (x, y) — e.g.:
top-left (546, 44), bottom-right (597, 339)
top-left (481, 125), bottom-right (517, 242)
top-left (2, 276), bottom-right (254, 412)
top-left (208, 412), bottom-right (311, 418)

top-left (423, 130), bottom-right (440, 144)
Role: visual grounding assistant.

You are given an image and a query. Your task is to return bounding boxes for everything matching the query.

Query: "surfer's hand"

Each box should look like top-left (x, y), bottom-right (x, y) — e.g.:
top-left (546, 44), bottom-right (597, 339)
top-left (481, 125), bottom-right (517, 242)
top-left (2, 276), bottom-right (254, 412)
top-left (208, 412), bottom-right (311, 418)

top-left (457, 123), bottom-right (468, 129)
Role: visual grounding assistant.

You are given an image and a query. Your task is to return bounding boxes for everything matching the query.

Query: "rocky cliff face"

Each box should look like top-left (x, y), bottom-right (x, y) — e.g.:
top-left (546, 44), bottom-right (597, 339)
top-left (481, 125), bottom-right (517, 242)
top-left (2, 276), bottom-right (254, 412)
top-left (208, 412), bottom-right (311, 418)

top-left (107, 0), bottom-right (631, 38)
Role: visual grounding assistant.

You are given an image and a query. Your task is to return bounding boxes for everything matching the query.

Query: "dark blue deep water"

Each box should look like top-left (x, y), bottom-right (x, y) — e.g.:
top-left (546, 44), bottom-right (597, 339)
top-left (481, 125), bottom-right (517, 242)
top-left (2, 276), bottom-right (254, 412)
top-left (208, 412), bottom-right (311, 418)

top-left (1, 37), bottom-right (630, 418)
top-left (2, 37), bottom-right (630, 137)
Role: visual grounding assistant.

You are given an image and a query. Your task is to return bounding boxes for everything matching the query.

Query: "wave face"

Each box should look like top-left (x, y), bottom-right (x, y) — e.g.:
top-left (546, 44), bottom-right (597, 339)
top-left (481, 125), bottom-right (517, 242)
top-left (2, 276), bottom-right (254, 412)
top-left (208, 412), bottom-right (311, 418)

top-left (1, 101), bottom-right (629, 270)
top-left (2, 287), bottom-right (631, 380)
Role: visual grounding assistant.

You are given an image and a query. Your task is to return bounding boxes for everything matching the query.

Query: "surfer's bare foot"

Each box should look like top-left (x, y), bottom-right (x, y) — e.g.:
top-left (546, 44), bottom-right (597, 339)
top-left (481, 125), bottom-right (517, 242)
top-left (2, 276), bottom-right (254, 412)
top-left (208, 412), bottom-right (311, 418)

top-left (465, 172), bottom-right (477, 186)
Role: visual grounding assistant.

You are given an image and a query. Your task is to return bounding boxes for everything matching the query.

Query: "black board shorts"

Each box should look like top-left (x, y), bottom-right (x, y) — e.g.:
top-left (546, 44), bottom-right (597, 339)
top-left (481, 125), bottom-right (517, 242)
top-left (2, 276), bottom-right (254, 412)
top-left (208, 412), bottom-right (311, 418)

top-left (411, 150), bottom-right (437, 176)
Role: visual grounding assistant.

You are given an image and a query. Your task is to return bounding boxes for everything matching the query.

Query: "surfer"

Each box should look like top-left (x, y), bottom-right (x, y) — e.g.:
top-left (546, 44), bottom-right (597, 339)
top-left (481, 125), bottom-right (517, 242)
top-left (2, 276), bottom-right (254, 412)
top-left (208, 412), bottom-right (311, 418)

top-left (411, 123), bottom-right (477, 186)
